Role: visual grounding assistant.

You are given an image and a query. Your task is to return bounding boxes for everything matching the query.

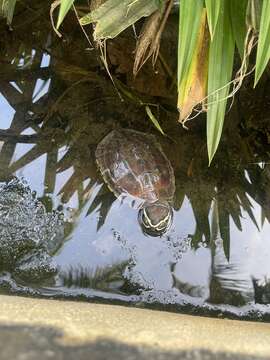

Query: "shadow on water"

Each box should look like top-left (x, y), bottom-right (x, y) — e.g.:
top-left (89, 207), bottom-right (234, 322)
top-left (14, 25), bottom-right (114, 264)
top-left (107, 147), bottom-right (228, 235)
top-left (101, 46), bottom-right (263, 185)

top-left (1, 0), bottom-right (270, 321)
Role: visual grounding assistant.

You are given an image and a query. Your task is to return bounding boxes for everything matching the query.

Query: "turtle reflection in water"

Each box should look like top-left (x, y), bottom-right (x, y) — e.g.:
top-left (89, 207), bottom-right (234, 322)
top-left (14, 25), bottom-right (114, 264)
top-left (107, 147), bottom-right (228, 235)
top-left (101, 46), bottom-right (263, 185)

top-left (95, 129), bottom-right (175, 236)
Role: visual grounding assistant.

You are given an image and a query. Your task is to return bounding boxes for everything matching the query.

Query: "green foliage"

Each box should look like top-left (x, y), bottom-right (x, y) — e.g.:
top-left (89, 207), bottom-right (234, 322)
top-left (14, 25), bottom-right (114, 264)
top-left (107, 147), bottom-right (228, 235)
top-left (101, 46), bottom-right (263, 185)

top-left (254, 0), bottom-right (270, 86)
top-left (177, 0), bottom-right (204, 91)
top-left (145, 106), bottom-right (165, 135)
top-left (177, 0), bottom-right (270, 163)
top-left (246, 0), bottom-right (262, 31)
top-left (80, 0), bottom-right (160, 40)
top-left (2, 0), bottom-right (268, 165)
top-left (229, 0), bottom-right (248, 59)
top-left (46, 0), bottom-right (270, 163)
top-left (207, 0), bottom-right (235, 164)
top-left (56, 0), bottom-right (75, 29)
top-left (205, 0), bottom-right (220, 40)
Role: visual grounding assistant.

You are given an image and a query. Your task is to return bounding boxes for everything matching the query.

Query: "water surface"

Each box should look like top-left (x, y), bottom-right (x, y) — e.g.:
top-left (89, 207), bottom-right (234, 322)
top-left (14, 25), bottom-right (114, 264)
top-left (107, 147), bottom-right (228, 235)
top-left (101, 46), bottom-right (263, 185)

top-left (1, 1), bottom-right (270, 321)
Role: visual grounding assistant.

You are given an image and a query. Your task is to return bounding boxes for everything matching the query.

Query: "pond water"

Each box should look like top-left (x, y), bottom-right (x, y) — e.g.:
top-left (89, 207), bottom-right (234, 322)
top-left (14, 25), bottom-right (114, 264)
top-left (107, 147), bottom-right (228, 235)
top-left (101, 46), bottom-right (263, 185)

top-left (1, 1), bottom-right (270, 321)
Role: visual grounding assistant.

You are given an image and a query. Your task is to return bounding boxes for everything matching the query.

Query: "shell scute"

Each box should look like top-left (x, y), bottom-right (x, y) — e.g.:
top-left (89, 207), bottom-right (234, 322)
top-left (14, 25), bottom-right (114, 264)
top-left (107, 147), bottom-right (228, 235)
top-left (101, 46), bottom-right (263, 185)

top-left (96, 129), bottom-right (175, 205)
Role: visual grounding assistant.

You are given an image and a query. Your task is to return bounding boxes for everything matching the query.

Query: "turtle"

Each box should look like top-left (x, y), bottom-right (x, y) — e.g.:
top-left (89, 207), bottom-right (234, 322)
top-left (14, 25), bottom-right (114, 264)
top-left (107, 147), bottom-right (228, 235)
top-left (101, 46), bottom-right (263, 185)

top-left (95, 129), bottom-right (175, 236)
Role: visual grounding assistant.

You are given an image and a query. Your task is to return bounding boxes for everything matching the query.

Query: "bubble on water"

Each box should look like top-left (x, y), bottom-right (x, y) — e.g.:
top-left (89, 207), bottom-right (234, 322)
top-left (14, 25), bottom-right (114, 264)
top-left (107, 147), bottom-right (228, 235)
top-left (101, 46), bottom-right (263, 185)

top-left (163, 234), bottom-right (191, 261)
top-left (141, 288), bottom-right (187, 305)
top-left (123, 265), bottom-right (154, 291)
top-left (112, 229), bottom-right (137, 259)
top-left (111, 228), bottom-right (192, 292)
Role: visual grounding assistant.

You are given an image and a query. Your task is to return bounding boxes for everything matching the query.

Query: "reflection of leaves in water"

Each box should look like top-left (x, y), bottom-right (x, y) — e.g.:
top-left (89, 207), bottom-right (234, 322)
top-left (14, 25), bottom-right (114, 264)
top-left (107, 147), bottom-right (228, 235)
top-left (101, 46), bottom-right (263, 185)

top-left (217, 205), bottom-right (230, 262)
top-left (237, 190), bottom-right (259, 231)
top-left (87, 184), bottom-right (116, 231)
top-left (0, 36), bottom-right (117, 234)
top-left (86, 185), bottom-right (107, 216)
top-left (97, 192), bottom-right (116, 231)
top-left (253, 277), bottom-right (270, 304)
top-left (210, 200), bottom-right (230, 262)
top-left (208, 276), bottom-right (252, 307)
top-left (173, 182), bottom-right (185, 211)
top-left (189, 193), bottom-right (211, 247)
top-left (59, 262), bottom-right (128, 292)
top-left (1, 1), bottom-right (270, 265)
top-left (208, 199), bottom-right (257, 305)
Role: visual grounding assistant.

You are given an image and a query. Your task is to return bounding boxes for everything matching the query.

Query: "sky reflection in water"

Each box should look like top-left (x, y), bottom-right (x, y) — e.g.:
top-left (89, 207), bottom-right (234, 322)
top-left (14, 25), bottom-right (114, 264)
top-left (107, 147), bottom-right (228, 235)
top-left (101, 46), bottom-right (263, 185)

top-left (1, 34), bottom-right (270, 320)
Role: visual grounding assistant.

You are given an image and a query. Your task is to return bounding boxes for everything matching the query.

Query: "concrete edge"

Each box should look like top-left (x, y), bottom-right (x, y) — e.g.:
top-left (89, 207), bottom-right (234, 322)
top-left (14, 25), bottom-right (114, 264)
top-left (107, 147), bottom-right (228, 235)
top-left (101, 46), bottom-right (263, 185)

top-left (0, 295), bottom-right (269, 358)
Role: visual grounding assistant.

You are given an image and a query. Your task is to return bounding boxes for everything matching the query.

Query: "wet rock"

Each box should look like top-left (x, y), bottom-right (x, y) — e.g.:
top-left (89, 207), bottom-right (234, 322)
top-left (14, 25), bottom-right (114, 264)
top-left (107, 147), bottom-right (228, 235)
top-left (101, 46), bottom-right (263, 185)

top-left (13, 251), bottom-right (58, 284)
top-left (0, 178), bottom-right (64, 284)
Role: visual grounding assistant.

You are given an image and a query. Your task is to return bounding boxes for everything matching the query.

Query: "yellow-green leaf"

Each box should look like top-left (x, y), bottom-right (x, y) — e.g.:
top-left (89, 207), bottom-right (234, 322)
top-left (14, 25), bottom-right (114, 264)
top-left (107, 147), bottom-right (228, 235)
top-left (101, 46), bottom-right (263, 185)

top-left (178, 9), bottom-right (209, 122)
top-left (177, 0), bottom-right (204, 86)
top-left (205, 0), bottom-right (221, 40)
top-left (207, 0), bottom-right (235, 164)
top-left (56, 0), bottom-right (74, 29)
top-left (254, 0), bottom-right (270, 86)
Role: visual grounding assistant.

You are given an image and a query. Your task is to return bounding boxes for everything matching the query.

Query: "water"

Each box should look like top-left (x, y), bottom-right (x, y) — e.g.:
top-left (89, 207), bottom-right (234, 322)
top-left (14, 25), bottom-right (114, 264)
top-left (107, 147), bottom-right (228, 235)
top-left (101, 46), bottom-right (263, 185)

top-left (1, 1), bottom-right (270, 321)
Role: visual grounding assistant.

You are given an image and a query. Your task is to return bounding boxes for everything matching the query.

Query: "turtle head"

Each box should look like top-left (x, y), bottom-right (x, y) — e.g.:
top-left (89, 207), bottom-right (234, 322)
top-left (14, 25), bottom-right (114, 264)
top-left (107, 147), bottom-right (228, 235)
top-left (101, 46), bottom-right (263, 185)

top-left (138, 201), bottom-right (173, 236)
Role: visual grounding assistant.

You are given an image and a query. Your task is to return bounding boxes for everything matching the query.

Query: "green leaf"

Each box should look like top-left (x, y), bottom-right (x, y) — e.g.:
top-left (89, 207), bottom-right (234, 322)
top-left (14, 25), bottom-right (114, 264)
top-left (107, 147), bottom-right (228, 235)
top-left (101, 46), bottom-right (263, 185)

top-left (56, 0), bottom-right (75, 29)
top-left (80, 0), bottom-right (159, 40)
top-left (246, 0), bottom-right (262, 32)
top-left (217, 203), bottom-right (230, 262)
top-left (205, 0), bottom-right (221, 40)
top-left (177, 0), bottom-right (204, 86)
top-left (254, 0), bottom-right (270, 86)
top-left (207, 0), bottom-right (235, 164)
top-left (0, 0), bottom-right (17, 25)
top-left (229, 0), bottom-right (248, 59)
top-left (145, 106), bottom-right (165, 135)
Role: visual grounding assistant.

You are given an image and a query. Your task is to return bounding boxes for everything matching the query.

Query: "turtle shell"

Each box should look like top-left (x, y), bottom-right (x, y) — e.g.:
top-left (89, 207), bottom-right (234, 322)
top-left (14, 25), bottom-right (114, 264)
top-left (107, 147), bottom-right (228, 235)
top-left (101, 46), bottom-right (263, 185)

top-left (95, 129), bottom-right (175, 206)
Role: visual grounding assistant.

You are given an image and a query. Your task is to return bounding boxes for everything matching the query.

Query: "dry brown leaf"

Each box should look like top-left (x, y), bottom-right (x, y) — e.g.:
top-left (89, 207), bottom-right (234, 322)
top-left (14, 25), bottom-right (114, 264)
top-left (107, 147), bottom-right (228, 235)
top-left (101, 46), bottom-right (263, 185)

top-left (133, 0), bottom-right (173, 76)
top-left (133, 10), bottom-right (161, 75)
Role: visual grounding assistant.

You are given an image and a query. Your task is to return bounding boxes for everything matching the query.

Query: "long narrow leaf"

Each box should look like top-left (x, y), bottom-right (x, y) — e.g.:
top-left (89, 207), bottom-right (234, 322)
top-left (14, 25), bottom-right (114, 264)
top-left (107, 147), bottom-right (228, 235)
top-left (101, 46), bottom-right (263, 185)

top-left (178, 9), bottom-right (209, 121)
top-left (80, 0), bottom-right (159, 40)
top-left (229, 0), bottom-right (248, 59)
top-left (246, 0), bottom-right (262, 32)
top-left (177, 0), bottom-right (204, 85)
top-left (145, 106), bottom-right (165, 135)
top-left (205, 0), bottom-right (221, 40)
top-left (207, 0), bottom-right (235, 164)
top-left (254, 0), bottom-right (270, 86)
top-left (177, 0), bottom-right (206, 121)
top-left (56, 0), bottom-right (74, 29)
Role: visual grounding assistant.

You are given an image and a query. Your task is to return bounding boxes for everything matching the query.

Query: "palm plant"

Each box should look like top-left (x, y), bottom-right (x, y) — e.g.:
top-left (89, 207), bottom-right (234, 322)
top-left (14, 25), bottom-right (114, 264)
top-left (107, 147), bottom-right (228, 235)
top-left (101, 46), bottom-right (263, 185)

top-left (50, 0), bottom-right (270, 164)
top-left (3, 1), bottom-right (270, 164)
top-left (1, 0), bottom-right (270, 263)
